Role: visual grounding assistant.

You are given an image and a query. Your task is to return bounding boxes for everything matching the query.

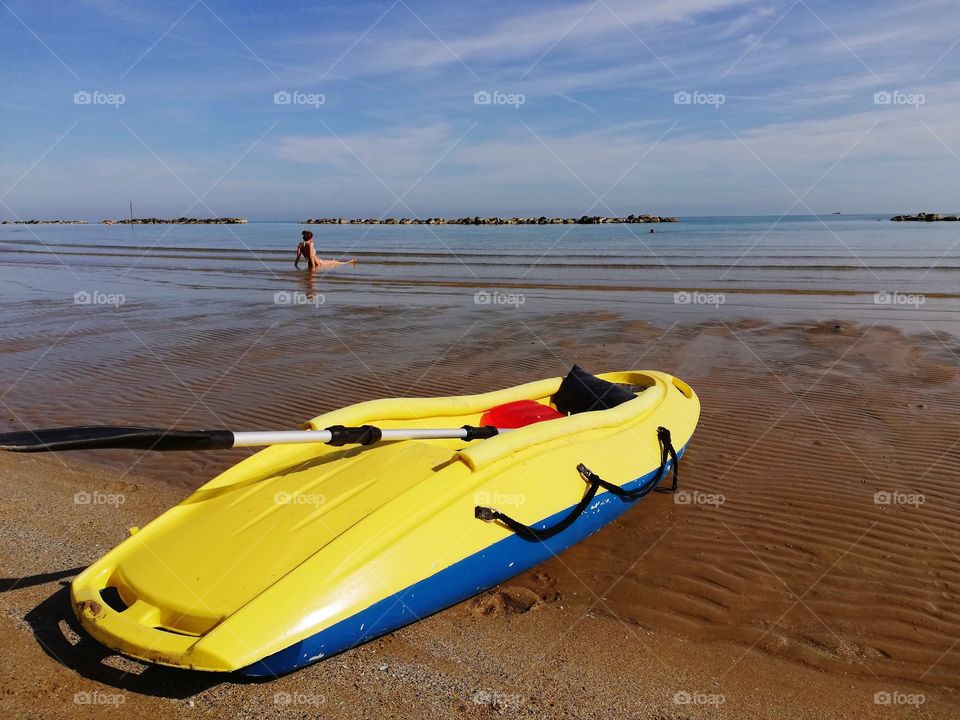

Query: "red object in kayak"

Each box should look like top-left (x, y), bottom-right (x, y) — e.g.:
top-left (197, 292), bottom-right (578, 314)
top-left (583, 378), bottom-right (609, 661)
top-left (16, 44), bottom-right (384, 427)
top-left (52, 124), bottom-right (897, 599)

top-left (480, 400), bottom-right (565, 429)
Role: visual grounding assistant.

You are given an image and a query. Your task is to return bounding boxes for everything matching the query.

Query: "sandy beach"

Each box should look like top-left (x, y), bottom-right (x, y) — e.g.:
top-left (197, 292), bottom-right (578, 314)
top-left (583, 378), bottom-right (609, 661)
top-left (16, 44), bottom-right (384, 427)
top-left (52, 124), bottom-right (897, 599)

top-left (6, 0), bottom-right (960, 714)
top-left (2, 305), bottom-right (958, 718)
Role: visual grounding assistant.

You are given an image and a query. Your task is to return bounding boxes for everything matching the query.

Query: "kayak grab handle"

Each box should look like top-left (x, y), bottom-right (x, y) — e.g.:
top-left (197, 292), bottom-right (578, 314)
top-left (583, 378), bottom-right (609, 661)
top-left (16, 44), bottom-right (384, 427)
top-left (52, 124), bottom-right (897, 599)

top-left (475, 427), bottom-right (678, 542)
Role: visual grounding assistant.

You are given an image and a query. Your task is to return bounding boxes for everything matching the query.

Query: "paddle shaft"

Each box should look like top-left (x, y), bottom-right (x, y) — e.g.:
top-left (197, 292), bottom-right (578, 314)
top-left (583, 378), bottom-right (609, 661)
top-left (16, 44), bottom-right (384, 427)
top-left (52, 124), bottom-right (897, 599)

top-left (0, 424), bottom-right (505, 452)
top-left (231, 427), bottom-right (499, 447)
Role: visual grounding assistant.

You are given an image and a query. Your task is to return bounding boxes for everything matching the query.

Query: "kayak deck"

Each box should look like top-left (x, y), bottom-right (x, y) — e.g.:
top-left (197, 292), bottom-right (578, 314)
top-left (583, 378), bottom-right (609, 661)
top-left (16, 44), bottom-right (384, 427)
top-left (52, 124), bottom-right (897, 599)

top-left (71, 370), bottom-right (700, 673)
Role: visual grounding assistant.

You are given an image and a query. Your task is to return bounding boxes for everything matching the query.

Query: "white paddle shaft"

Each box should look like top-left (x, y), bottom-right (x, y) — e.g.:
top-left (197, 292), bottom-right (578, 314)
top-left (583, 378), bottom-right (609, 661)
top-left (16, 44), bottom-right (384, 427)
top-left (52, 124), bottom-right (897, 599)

top-left (230, 427), bottom-right (505, 448)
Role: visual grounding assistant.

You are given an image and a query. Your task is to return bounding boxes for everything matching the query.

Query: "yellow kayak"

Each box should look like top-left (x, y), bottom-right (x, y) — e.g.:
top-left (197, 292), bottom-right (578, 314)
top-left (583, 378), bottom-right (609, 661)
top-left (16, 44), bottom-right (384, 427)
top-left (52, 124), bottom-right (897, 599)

top-left (67, 367), bottom-right (700, 676)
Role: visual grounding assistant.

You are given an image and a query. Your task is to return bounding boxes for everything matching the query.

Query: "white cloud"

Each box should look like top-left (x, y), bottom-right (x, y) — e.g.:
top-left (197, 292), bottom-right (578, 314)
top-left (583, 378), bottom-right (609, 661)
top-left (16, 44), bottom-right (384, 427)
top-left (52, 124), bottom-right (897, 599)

top-left (298, 0), bottom-right (753, 79)
top-left (259, 83), bottom-right (960, 215)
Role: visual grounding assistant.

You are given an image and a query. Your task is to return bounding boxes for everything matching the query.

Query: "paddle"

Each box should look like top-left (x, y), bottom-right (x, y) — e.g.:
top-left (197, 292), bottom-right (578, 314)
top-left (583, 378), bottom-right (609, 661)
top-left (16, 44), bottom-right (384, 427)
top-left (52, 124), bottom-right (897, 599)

top-left (0, 424), bottom-right (503, 453)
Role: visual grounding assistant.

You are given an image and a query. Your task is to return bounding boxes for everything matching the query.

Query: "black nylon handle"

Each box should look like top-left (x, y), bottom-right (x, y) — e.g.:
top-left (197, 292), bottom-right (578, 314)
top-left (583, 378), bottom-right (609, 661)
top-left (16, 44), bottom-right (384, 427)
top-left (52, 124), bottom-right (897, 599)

top-left (475, 426), bottom-right (680, 541)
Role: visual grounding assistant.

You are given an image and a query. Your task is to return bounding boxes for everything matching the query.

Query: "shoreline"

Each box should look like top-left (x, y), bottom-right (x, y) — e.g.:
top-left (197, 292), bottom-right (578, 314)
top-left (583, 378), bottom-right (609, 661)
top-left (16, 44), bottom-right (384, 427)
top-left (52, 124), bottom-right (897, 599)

top-left (302, 214), bottom-right (678, 225)
top-left (101, 217), bottom-right (247, 225)
top-left (0, 214), bottom-right (678, 226)
top-left (891, 212), bottom-right (960, 222)
top-left (0, 217), bottom-right (248, 225)
top-left (11, 212), bottom-right (960, 225)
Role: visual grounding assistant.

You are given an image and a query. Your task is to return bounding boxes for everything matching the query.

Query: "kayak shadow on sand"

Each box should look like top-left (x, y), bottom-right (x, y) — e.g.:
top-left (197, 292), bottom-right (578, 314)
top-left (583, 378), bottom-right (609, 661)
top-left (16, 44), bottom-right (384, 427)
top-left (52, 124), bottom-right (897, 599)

top-left (1, 567), bottom-right (81, 591)
top-left (22, 582), bottom-right (231, 698)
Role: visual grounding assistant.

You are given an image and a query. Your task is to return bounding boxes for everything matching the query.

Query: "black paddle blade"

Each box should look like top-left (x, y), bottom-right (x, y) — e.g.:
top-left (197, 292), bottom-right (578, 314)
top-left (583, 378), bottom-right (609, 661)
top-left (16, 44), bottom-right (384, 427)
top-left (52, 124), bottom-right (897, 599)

top-left (0, 427), bottom-right (235, 452)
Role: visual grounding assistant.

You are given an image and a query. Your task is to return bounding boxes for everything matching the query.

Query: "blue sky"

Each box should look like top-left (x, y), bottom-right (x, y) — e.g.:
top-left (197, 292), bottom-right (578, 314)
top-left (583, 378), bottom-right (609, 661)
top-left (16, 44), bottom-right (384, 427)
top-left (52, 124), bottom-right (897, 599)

top-left (1, 0), bottom-right (959, 219)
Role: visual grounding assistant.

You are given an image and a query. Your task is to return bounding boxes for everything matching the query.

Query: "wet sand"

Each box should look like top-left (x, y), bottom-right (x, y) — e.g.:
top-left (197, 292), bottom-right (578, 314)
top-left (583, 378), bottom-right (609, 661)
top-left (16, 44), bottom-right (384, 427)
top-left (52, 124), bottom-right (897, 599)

top-left (2, 309), bottom-right (959, 718)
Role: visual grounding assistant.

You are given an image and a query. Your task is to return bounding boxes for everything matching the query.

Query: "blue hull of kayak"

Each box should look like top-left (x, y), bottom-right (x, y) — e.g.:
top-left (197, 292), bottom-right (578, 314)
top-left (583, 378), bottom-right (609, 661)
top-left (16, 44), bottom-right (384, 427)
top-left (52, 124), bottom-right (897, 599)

top-left (241, 445), bottom-right (685, 677)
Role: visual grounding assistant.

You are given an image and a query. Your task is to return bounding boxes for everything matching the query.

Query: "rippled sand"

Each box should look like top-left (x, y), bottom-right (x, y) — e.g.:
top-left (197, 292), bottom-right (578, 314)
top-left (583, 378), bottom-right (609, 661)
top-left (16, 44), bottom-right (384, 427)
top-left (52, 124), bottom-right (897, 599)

top-left (1, 306), bottom-right (959, 717)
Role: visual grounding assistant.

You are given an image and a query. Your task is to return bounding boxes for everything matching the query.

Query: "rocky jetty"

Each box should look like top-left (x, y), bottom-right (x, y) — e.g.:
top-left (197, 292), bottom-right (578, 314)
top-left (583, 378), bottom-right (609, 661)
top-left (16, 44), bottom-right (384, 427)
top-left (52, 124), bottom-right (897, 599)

top-left (101, 217), bottom-right (247, 225)
top-left (891, 212), bottom-right (960, 222)
top-left (302, 214), bottom-right (678, 225)
top-left (0, 219), bottom-right (87, 224)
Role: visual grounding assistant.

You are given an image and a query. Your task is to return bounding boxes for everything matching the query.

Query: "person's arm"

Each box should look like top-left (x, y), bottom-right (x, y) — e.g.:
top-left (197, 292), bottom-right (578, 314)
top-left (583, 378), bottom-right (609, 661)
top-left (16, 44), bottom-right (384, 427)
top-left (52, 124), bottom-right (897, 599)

top-left (294, 244), bottom-right (302, 268)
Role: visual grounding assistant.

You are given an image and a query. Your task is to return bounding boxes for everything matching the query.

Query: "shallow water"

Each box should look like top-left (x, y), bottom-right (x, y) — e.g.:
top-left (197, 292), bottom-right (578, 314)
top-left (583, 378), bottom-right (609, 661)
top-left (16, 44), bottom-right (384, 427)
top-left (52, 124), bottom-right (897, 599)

top-left (0, 215), bottom-right (958, 326)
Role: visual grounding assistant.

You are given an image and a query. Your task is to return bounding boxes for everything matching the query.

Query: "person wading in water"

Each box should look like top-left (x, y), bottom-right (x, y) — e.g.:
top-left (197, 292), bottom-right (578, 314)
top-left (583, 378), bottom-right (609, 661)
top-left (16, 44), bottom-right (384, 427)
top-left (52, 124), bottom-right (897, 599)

top-left (294, 230), bottom-right (356, 270)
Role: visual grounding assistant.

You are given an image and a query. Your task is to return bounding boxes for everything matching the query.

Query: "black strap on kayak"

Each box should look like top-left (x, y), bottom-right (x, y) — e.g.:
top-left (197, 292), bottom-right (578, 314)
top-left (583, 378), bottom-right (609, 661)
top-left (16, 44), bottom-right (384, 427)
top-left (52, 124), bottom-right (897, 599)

top-left (475, 480), bottom-right (603, 542)
top-left (588, 426), bottom-right (678, 498)
top-left (475, 426), bottom-right (678, 542)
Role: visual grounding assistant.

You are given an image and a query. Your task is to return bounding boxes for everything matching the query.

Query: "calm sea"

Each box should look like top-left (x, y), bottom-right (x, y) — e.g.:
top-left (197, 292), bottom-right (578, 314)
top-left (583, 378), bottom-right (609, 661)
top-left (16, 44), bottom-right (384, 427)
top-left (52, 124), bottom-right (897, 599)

top-left (1, 214), bottom-right (958, 326)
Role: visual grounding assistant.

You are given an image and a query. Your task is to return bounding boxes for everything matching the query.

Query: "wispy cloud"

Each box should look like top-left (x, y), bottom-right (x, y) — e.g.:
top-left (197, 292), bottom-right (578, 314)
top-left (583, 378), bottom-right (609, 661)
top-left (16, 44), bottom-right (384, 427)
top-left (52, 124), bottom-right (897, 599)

top-left (1, 0), bottom-right (959, 218)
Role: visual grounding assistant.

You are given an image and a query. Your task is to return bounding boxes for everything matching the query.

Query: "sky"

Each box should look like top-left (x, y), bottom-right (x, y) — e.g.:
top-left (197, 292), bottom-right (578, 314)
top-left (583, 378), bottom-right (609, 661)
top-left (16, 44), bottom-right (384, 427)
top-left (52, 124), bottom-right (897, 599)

top-left (1, 0), bottom-right (958, 219)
